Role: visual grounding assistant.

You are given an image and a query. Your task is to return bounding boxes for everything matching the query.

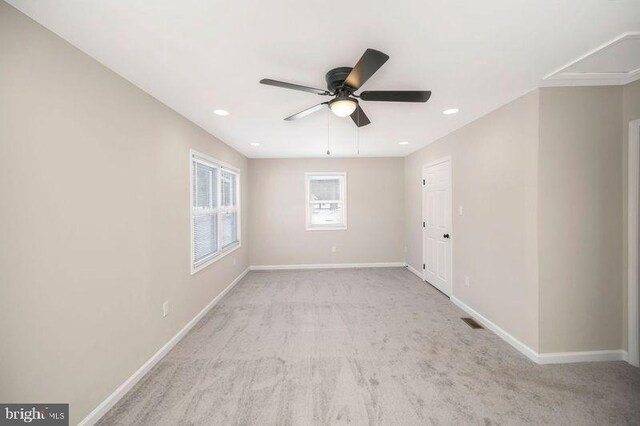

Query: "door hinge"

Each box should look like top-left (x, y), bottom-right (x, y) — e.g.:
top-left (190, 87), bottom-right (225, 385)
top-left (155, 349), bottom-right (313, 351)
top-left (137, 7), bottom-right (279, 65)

top-left (422, 264), bottom-right (425, 270)
top-left (423, 221), bottom-right (425, 228)
top-left (422, 179), bottom-right (425, 185)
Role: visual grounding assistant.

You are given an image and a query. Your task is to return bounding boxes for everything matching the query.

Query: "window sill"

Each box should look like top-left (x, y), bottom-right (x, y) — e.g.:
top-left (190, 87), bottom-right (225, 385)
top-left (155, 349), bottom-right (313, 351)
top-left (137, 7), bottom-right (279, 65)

top-left (305, 226), bottom-right (348, 231)
top-left (191, 242), bottom-right (241, 275)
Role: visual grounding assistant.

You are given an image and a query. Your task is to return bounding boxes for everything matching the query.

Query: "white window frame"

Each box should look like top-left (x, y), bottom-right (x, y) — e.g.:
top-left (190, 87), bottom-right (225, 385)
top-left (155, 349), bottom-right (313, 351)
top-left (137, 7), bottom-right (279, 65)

top-left (190, 149), bottom-right (241, 274)
top-left (305, 172), bottom-right (347, 231)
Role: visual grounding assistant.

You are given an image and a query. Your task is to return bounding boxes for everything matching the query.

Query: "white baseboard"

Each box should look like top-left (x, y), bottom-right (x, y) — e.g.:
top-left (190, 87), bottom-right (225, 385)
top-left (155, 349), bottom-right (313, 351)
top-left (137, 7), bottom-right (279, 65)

top-left (451, 296), bottom-right (629, 365)
top-left (78, 267), bottom-right (250, 426)
top-left (536, 350), bottom-right (628, 364)
top-left (451, 296), bottom-right (540, 363)
top-left (406, 264), bottom-right (423, 280)
top-left (249, 262), bottom-right (406, 271)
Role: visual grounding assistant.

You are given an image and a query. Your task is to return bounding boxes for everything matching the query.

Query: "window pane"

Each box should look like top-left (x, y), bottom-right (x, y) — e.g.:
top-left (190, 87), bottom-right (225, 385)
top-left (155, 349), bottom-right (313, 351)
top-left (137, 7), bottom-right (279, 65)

top-left (221, 170), bottom-right (236, 207)
top-left (221, 211), bottom-right (238, 247)
top-left (194, 161), bottom-right (217, 208)
top-left (310, 202), bottom-right (343, 226)
top-left (193, 213), bottom-right (217, 262)
top-left (310, 177), bottom-right (341, 201)
top-left (191, 153), bottom-right (240, 269)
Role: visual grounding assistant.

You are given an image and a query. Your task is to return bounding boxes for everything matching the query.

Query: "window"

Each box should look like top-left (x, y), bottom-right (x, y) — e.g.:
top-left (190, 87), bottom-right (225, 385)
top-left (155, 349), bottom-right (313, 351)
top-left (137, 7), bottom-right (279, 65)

top-left (191, 150), bottom-right (240, 273)
top-left (305, 172), bottom-right (347, 230)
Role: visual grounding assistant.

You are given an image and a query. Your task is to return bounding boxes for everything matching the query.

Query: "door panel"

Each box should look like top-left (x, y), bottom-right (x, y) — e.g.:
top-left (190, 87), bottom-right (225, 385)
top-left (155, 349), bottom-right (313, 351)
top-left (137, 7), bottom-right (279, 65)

top-left (426, 192), bottom-right (435, 227)
top-left (422, 160), bottom-right (452, 296)
top-left (437, 240), bottom-right (447, 281)
top-left (426, 238), bottom-right (436, 275)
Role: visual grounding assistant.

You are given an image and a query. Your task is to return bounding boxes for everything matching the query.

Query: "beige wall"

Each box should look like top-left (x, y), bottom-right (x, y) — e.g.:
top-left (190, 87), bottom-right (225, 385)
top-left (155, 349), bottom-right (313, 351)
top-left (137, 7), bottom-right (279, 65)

top-left (622, 79), bottom-right (640, 352)
top-left (405, 91), bottom-right (540, 350)
top-left (538, 86), bottom-right (623, 353)
top-left (405, 85), bottom-right (633, 355)
top-left (0, 3), bottom-right (249, 424)
top-left (249, 158), bottom-right (405, 266)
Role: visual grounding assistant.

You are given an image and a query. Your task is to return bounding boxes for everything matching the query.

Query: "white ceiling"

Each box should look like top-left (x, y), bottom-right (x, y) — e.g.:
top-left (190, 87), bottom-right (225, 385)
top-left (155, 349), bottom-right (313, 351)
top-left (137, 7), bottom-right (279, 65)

top-left (7, 0), bottom-right (640, 158)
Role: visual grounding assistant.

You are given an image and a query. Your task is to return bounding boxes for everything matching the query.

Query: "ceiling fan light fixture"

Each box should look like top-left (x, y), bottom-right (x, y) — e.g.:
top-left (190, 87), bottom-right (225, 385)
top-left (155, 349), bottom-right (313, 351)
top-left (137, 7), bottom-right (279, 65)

top-left (330, 98), bottom-right (357, 117)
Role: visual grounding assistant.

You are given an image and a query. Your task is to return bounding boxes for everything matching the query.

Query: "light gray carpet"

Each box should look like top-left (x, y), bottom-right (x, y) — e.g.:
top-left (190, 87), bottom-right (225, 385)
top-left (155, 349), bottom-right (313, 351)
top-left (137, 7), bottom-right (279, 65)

top-left (99, 268), bottom-right (640, 425)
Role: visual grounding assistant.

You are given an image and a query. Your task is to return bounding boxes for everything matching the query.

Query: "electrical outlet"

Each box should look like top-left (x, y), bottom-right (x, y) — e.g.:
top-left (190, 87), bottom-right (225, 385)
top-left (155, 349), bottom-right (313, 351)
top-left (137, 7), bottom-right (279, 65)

top-left (162, 301), bottom-right (169, 317)
top-left (464, 276), bottom-right (470, 287)
top-left (331, 246), bottom-right (337, 253)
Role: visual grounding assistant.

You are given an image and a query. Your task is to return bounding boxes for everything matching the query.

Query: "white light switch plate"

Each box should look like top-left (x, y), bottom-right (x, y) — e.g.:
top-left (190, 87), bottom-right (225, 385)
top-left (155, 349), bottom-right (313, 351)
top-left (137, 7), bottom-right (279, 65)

top-left (458, 205), bottom-right (464, 216)
top-left (162, 301), bottom-right (169, 317)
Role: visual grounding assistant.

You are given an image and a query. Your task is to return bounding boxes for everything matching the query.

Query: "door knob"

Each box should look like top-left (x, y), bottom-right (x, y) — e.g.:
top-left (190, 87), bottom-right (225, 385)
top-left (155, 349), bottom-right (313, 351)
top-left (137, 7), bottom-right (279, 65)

top-left (443, 234), bottom-right (450, 239)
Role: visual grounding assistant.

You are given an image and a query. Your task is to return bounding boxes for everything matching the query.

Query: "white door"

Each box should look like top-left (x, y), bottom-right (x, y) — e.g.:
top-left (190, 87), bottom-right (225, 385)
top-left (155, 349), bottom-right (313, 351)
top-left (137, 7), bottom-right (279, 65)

top-left (423, 159), bottom-right (452, 296)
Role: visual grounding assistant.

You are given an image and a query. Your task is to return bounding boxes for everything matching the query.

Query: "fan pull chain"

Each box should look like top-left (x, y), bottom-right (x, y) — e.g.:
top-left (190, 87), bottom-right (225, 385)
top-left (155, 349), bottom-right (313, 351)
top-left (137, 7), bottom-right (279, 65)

top-left (357, 107), bottom-right (360, 155)
top-left (326, 111), bottom-right (330, 156)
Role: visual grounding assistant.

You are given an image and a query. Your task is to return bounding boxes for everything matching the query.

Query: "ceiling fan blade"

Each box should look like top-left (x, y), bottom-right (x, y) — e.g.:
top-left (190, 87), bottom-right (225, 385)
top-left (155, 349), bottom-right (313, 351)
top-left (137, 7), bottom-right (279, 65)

top-left (360, 90), bottom-right (432, 102)
top-left (350, 105), bottom-right (371, 127)
top-left (260, 79), bottom-right (329, 95)
top-left (284, 102), bottom-right (329, 121)
top-left (344, 49), bottom-right (390, 90)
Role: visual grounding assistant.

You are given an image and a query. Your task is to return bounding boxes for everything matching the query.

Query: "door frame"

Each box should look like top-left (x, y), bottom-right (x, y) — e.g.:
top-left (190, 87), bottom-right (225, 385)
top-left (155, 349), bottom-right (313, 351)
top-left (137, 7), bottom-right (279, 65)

top-left (422, 156), bottom-right (453, 297)
top-left (628, 118), bottom-right (640, 367)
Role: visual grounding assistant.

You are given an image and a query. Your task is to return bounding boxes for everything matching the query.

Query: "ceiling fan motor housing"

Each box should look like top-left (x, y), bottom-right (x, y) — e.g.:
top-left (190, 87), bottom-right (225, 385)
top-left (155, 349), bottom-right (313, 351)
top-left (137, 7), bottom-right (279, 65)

top-left (325, 67), bottom-right (353, 93)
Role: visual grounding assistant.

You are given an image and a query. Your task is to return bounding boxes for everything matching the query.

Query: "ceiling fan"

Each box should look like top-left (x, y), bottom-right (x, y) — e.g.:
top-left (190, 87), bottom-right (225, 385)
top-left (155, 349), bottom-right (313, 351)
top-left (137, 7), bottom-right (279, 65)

top-left (260, 48), bottom-right (431, 127)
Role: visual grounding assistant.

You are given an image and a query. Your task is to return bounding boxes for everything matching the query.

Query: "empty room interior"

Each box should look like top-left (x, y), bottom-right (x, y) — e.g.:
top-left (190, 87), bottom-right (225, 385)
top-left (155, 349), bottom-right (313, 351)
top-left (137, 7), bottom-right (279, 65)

top-left (2, 0), bottom-right (640, 424)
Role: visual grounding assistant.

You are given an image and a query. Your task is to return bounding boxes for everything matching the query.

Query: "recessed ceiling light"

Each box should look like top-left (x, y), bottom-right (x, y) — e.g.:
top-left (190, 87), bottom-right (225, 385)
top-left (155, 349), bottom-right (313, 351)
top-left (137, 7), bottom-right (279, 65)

top-left (250, 142), bottom-right (260, 147)
top-left (443, 108), bottom-right (459, 115)
top-left (399, 141), bottom-right (409, 145)
top-left (213, 109), bottom-right (229, 116)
